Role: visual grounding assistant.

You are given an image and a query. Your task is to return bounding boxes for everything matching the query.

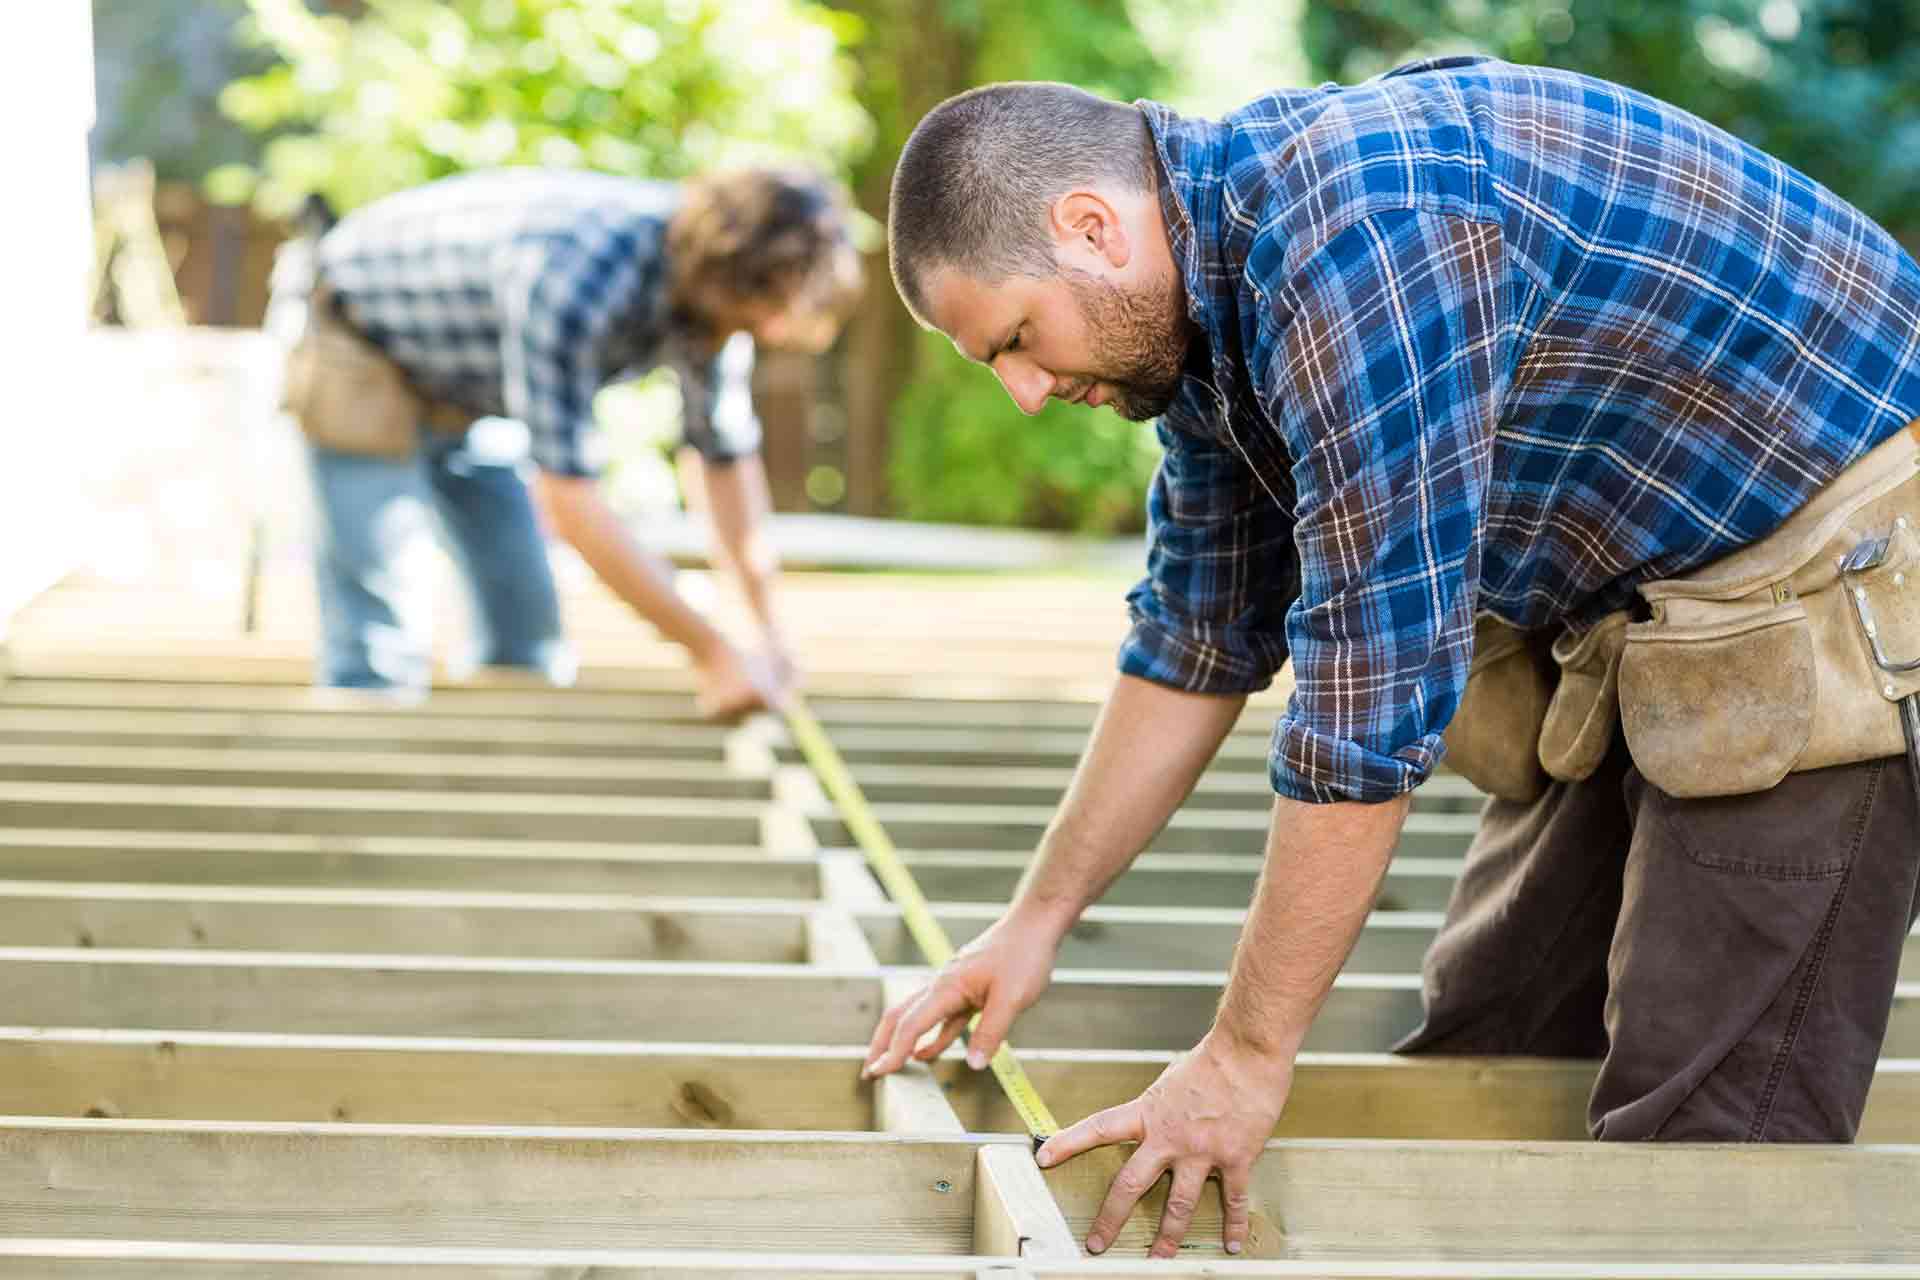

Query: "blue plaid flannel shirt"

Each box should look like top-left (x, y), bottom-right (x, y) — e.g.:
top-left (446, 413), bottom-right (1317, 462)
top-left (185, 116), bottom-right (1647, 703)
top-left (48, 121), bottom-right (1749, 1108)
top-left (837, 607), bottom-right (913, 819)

top-left (316, 169), bottom-right (761, 477)
top-left (1121, 56), bottom-right (1920, 804)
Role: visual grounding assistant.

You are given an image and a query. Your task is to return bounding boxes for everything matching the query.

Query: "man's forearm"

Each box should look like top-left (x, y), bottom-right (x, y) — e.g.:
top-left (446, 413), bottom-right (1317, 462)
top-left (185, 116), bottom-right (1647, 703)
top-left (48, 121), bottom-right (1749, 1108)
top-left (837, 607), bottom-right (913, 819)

top-left (1212, 791), bottom-right (1411, 1058)
top-left (700, 453), bottom-right (781, 638)
top-left (1012, 673), bottom-right (1247, 933)
top-left (532, 471), bottom-right (727, 658)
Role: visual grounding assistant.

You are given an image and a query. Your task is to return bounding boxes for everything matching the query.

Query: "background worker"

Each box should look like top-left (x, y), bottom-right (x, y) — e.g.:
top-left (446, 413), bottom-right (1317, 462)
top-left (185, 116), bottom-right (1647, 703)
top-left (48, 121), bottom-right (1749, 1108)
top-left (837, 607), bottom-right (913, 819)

top-left (864, 57), bottom-right (1920, 1256)
top-left (280, 167), bottom-right (861, 716)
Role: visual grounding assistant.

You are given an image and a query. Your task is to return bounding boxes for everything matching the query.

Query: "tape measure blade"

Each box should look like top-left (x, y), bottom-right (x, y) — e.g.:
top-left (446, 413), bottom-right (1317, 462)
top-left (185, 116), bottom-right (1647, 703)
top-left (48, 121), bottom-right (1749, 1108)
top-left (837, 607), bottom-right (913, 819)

top-left (786, 698), bottom-right (1056, 1142)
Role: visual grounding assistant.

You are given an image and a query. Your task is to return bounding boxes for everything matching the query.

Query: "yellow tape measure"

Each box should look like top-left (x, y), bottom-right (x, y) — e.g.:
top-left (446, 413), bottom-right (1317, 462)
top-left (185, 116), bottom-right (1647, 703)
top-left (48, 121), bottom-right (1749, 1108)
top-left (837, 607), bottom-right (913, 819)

top-left (784, 698), bottom-right (1060, 1146)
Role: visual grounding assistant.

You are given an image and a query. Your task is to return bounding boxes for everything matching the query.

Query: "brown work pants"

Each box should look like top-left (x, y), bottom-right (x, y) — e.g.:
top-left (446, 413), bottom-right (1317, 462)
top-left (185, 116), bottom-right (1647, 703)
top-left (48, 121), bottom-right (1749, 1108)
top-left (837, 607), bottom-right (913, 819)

top-left (1397, 734), bottom-right (1920, 1141)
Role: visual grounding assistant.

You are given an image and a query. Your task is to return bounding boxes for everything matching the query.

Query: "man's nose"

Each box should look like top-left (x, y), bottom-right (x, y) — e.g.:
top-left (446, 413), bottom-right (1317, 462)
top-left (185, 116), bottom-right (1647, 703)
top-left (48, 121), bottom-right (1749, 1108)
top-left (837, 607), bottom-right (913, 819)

top-left (993, 358), bottom-right (1051, 416)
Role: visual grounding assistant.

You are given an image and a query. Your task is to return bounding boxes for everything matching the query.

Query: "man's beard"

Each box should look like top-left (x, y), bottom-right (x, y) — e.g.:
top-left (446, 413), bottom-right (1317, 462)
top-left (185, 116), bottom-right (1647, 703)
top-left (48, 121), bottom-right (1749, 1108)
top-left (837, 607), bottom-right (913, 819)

top-left (1061, 266), bottom-right (1193, 422)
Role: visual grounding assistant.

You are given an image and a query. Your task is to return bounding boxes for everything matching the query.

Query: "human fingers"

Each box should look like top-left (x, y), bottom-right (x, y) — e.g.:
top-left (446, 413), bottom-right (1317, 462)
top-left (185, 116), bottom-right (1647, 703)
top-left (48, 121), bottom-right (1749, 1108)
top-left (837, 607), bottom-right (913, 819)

top-left (1084, 1143), bottom-right (1167, 1256)
top-left (1034, 1098), bottom-right (1144, 1169)
top-left (864, 977), bottom-right (974, 1078)
top-left (913, 1010), bottom-right (969, 1062)
top-left (1218, 1163), bottom-right (1253, 1256)
top-left (1149, 1160), bottom-right (1210, 1259)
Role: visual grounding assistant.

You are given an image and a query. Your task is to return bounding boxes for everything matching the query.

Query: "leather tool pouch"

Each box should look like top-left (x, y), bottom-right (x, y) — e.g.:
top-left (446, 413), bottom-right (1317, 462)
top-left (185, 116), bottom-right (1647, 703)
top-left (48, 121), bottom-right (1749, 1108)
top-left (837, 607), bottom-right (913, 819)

top-left (282, 285), bottom-right (429, 460)
top-left (1618, 422), bottom-right (1920, 798)
top-left (1538, 609), bottom-right (1630, 784)
top-left (1442, 613), bottom-right (1556, 804)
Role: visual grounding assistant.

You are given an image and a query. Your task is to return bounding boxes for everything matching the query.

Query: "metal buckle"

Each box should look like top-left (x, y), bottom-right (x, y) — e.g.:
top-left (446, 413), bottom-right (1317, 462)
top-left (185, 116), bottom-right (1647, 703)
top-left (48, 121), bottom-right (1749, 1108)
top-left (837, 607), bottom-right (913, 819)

top-left (1842, 529), bottom-right (1920, 676)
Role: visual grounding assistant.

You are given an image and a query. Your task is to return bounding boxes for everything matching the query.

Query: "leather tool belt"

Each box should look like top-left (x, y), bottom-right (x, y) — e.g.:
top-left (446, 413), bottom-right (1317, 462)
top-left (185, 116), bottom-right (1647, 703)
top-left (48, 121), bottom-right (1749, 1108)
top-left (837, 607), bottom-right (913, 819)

top-left (1445, 418), bottom-right (1920, 802)
top-left (281, 282), bottom-right (472, 459)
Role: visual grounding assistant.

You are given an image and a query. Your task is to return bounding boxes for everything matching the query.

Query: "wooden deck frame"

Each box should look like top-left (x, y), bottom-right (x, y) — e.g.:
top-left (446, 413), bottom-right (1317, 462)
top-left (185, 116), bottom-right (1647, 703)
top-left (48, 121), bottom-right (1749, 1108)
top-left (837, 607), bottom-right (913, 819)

top-left (0, 949), bottom-right (1427, 1051)
top-left (0, 642), bottom-right (1912, 1275)
top-left (6, 1029), bottom-right (1917, 1141)
top-left (5, 1243), bottom-right (1920, 1278)
top-left (1, 1119), bottom-right (1916, 1261)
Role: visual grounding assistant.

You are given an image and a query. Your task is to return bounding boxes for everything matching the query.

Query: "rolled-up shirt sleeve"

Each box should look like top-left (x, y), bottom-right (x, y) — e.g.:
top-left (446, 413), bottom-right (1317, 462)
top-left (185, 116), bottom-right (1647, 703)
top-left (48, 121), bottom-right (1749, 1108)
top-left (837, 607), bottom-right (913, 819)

top-left (496, 229), bottom-right (646, 478)
top-left (677, 331), bottom-right (764, 464)
top-left (1118, 406), bottom-right (1297, 696)
top-left (1263, 209), bottom-right (1507, 804)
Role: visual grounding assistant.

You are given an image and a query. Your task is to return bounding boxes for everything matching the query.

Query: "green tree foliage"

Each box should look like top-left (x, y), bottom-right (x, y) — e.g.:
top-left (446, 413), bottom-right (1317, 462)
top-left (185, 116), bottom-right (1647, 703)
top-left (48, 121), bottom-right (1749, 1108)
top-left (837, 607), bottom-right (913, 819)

top-left (1298, 0), bottom-right (1920, 242)
top-left (94, 0), bottom-right (274, 184)
top-left (856, 0), bottom-right (1177, 534)
top-left (215, 0), bottom-right (873, 216)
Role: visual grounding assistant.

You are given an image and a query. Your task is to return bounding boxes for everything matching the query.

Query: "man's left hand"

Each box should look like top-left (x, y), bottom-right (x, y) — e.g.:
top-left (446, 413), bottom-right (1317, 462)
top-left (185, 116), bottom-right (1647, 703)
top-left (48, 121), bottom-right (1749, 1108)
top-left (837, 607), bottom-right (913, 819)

top-left (1034, 1031), bottom-right (1290, 1257)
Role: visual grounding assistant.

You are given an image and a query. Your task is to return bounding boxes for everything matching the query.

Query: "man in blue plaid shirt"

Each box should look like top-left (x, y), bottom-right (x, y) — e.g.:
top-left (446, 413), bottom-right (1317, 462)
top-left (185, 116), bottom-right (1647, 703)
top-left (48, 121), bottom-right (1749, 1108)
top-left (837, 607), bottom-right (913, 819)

top-left (287, 168), bottom-right (859, 716)
top-left (866, 57), bottom-right (1920, 1254)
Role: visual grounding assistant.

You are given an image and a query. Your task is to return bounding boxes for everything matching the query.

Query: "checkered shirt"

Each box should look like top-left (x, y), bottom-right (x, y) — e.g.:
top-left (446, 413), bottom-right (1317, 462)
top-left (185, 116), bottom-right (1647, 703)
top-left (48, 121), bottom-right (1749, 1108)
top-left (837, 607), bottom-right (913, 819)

top-left (315, 169), bottom-right (761, 477)
top-left (1121, 56), bottom-right (1920, 804)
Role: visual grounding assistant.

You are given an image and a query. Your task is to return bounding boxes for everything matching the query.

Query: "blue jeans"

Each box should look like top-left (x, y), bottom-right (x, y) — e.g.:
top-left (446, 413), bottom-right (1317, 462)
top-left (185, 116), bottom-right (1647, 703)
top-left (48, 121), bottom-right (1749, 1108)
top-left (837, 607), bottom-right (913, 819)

top-left (306, 425), bottom-right (574, 690)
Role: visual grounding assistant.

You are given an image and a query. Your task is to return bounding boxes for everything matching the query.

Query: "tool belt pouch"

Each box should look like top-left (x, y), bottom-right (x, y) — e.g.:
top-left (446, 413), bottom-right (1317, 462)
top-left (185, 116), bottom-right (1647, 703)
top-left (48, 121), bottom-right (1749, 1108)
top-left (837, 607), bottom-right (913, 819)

top-left (1618, 423), bottom-right (1920, 799)
top-left (1538, 609), bottom-right (1630, 784)
top-left (1442, 613), bottom-right (1555, 804)
top-left (281, 287), bottom-right (424, 460)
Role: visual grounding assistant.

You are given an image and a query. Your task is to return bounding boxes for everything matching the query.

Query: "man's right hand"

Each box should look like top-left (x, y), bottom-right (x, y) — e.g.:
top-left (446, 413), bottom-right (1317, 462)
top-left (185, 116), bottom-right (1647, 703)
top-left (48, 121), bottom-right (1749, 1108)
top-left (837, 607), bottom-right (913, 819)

top-left (862, 907), bottom-right (1066, 1077)
top-left (692, 642), bottom-right (788, 722)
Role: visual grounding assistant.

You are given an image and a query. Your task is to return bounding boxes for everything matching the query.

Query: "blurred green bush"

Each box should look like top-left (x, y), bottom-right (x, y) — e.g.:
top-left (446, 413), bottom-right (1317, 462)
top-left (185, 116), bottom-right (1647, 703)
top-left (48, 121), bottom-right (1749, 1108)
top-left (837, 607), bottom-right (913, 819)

top-left (213, 0), bottom-right (873, 215)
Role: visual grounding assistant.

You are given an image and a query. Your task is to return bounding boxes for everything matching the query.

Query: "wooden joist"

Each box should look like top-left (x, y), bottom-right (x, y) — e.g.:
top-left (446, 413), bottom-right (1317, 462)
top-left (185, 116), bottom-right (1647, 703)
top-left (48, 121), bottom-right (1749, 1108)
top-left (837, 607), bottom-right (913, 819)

top-left (0, 882), bottom-right (812, 961)
top-left (7, 1243), bottom-right (1920, 1277)
top-left (0, 744), bottom-right (770, 798)
top-left (0, 830), bottom-right (809, 895)
top-left (3, 1119), bottom-right (1918, 1261)
top-left (0, 782), bottom-right (768, 842)
top-left (0, 705), bottom-right (737, 758)
top-left (9, 1028), bottom-right (1917, 1141)
top-left (0, 948), bottom-right (1427, 1051)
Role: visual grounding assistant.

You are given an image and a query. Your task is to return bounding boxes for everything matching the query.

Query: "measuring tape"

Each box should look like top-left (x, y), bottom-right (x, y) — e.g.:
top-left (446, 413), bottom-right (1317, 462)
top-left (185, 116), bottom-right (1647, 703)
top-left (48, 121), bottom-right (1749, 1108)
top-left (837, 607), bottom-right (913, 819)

top-left (784, 698), bottom-right (1060, 1146)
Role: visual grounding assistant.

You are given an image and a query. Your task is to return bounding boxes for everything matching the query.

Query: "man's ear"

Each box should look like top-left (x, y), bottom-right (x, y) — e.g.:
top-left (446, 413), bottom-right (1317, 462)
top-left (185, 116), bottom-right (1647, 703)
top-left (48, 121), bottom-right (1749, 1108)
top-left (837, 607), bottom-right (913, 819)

top-left (1050, 192), bottom-right (1131, 270)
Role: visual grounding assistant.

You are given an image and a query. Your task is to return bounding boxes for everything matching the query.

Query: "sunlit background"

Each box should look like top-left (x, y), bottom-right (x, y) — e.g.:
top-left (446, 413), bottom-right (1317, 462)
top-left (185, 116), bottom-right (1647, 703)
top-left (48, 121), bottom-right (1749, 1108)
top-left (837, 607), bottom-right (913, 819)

top-left (16, 1), bottom-right (1920, 629)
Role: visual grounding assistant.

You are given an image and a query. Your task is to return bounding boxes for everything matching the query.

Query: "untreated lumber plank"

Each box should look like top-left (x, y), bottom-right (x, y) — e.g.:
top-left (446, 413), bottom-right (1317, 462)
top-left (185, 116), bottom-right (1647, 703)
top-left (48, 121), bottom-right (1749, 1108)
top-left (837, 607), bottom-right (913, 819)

top-left (0, 830), bottom-right (815, 896)
top-left (6, 1121), bottom-right (1918, 1261)
top-left (876, 977), bottom-right (968, 1136)
top-left (0, 883), bottom-right (810, 961)
top-left (0, 680), bottom-right (707, 723)
top-left (0, 1030), bottom-right (874, 1128)
top-left (0, 951), bottom-right (882, 1042)
top-left (19, 1029), bottom-right (1912, 1142)
top-left (0, 744), bottom-right (768, 799)
top-left (0, 782), bottom-right (766, 842)
top-left (0, 706), bottom-right (735, 758)
top-left (1010, 971), bottom-right (1423, 1053)
top-left (0, 1121), bottom-right (982, 1252)
top-left (5, 1244), bottom-right (1920, 1278)
top-left (1034, 1138), bottom-right (1920, 1261)
top-left (973, 1146), bottom-right (1080, 1260)
top-left (862, 905), bottom-right (1440, 974)
top-left (0, 949), bottom-right (1427, 1050)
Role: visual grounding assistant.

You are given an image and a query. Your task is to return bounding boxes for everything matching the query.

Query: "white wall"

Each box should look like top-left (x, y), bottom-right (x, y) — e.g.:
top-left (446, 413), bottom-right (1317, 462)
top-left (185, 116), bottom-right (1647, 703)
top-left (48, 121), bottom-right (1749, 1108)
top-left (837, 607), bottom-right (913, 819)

top-left (0, 3), bottom-right (98, 632)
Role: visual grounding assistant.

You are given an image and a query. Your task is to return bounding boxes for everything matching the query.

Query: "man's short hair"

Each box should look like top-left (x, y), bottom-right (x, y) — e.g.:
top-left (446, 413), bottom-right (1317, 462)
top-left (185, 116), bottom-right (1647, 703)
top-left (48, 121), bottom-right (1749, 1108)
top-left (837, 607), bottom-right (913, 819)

top-left (669, 167), bottom-right (863, 330)
top-left (888, 82), bottom-right (1154, 327)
